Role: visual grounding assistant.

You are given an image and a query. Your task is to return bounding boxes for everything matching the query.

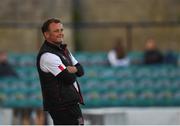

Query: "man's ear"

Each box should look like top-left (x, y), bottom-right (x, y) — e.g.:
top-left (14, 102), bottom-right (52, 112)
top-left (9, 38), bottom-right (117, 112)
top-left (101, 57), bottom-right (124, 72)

top-left (44, 32), bottom-right (49, 38)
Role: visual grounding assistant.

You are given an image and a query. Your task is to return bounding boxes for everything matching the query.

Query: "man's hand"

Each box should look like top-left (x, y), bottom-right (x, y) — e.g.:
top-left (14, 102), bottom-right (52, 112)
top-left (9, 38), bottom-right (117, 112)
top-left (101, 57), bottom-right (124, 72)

top-left (67, 66), bottom-right (77, 73)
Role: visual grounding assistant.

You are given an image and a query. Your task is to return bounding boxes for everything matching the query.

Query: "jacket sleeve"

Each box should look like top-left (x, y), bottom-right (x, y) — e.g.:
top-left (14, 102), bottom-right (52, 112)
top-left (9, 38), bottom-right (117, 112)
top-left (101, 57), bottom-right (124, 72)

top-left (75, 63), bottom-right (84, 77)
top-left (56, 69), bottom-right (76, 85)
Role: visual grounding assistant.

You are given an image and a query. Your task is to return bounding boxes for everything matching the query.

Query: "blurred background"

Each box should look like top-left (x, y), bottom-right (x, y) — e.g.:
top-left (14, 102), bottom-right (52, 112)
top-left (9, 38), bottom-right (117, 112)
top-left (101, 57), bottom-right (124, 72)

top-left (0, 0), bottom-right (180, 125)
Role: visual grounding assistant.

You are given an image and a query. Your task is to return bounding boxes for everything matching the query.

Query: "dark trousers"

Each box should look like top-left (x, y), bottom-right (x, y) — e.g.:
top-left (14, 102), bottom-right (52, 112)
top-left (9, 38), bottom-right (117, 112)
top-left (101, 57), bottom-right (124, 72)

top-left (48, 104), bottom-right (84, 125)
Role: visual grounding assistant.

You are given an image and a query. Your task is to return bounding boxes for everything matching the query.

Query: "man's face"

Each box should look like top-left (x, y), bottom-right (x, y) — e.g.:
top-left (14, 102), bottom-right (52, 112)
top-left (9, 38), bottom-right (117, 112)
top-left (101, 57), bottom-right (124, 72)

top-left (0, 52), bottom-right (7, 63)
top-left (146, 39), bottom-right (157, 50)
top-left (45, 22), bottom-right (64, 44)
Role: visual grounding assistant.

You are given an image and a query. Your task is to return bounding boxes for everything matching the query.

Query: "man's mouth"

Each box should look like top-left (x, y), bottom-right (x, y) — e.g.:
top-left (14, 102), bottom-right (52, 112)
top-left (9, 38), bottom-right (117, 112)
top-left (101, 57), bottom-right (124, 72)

top-left (57, 37), bottom-right (63, 42)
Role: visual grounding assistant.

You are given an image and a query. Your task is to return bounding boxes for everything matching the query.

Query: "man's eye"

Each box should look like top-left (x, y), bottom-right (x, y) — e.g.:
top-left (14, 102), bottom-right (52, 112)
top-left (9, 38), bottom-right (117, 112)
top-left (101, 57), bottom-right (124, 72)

top-left (54, 30), bottom-right (60, 32)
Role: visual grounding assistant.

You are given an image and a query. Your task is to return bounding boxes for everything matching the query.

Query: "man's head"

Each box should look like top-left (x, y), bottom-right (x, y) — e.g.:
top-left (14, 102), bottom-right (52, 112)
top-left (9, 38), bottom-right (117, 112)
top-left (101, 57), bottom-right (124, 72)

top-left (114, 38), bottom-right (126, 59)
top-left (41, 18), bottom-right (64, 44)
top-left (145, 38), bottom-right (157, 50)
top-left (0, 51), bottom-right (8, 63)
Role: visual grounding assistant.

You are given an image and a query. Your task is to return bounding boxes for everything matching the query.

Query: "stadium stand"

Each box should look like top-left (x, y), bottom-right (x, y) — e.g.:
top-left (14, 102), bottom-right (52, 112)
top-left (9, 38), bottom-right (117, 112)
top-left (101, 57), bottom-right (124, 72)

top-left (0, 52), bottom-right (180, 109)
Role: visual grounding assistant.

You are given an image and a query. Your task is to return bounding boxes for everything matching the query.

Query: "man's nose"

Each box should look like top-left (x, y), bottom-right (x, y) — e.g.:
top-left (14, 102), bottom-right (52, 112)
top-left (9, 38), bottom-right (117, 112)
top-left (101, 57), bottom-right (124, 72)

top-left (58, 32), bottom-right (62, 35)
top-left (59, 33), bottom-right (64, 37)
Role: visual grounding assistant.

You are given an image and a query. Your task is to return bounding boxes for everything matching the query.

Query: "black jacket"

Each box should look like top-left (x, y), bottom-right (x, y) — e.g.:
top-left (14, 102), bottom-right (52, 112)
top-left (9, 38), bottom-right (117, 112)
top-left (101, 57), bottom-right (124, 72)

top-left (36, 41), bottom-right (84, 111)
top-left (144, 50), bottom-right (164, 64)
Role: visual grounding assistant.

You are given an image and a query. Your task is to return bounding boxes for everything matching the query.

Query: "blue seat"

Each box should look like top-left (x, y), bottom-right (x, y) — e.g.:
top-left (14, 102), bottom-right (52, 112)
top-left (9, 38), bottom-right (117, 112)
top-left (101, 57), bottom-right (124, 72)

top-left (155, 90), bottom-right (173, 106)
top-left (136, 90), bottom-right (155, 106)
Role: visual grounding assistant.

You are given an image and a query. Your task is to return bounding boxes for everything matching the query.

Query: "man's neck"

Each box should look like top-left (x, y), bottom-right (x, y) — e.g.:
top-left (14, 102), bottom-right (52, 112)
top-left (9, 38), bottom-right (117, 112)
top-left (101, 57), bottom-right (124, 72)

top-left (45, 40), bottom-right (67, 50)
top-left (46, 40), bottom-right (62, 46)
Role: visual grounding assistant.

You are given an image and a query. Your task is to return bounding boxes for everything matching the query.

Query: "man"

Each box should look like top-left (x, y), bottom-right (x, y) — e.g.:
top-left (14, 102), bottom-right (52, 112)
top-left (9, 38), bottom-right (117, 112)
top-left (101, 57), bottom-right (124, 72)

top-left (143, 38), bottom-right (164, 64)
top-left (36, 18), bottom-right (84, 125)
top-left (0, 51), bottom-right (18, 77)
top-left (107, 38), bottom-right (130, 67)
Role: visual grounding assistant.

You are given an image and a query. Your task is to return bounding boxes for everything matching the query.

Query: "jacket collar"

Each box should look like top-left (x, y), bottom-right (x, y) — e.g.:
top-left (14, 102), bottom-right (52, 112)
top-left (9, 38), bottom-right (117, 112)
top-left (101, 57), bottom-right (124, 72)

top-left (44, 40), bottom-right (67, 51)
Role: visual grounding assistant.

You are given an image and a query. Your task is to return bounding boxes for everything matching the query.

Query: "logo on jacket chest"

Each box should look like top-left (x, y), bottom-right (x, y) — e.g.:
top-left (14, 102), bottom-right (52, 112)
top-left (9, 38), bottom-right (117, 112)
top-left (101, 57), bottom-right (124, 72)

top-left (62, 55), bottom-right (66, 61)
